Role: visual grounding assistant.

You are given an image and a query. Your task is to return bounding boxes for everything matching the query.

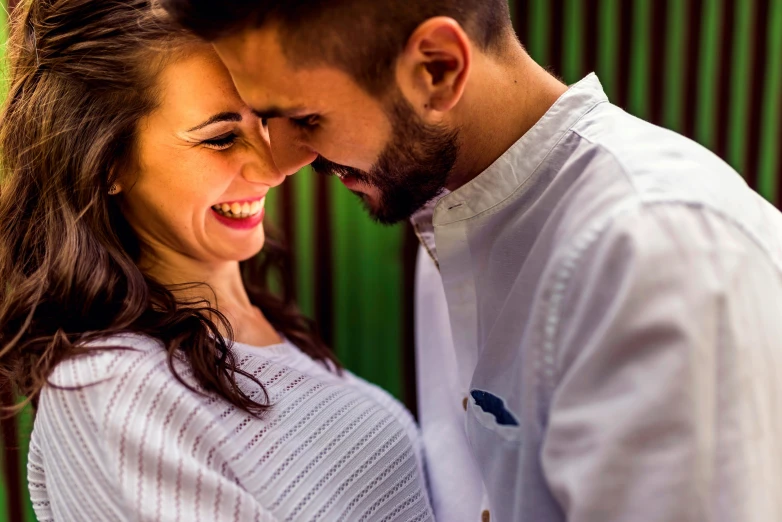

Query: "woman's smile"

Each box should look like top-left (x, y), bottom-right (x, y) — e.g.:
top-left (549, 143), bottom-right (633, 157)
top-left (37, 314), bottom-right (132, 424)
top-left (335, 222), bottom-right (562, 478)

top-left (210, 196), bottom-right (266, 229)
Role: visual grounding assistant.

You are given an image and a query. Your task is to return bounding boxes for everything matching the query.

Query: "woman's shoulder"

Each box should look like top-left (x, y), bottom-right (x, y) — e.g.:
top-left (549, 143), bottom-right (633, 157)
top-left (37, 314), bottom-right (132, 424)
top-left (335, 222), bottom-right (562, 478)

top-left (31, 334), bottom-right (275, 521)
top-left (48, 333), bottom-right (168, 389)
top-left (41, 332), bottom-right (201, 438)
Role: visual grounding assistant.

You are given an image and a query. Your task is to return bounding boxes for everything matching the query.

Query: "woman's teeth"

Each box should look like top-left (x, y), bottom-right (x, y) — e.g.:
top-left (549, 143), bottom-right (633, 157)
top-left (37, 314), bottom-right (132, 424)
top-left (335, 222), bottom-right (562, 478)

top-left (212, 198), bottom-right (265, 219)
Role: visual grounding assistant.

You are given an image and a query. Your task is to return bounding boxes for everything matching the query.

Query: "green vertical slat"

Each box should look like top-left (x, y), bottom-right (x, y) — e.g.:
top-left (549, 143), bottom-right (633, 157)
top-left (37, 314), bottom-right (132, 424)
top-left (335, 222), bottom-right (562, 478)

top-left (726, 0), bottom-right (754, 174)
top-left (330, 177), bottom-right (361, 373)
top-left (263, 183), bottom-right (281, 232)
top-left (758, 0), bottom-right (782, 203)
top-left (562, 0), bottom-right (584, 84)
top-left (663, 0), bottom-right (687, 132)
top-left (291, 168), bottom-right (315, 319)
top-left (329, 178), bottom-right (404, 399)
top-left (597, 0), bottom-right (619, 101)
top-left (355, 217), bottom-right (404, 399)
top-left (628, 0), bottom-right (651, 119)
top-left (527, 0), bottom-right (550, 66)
top-left (695, 0), bottom-right (724, 150)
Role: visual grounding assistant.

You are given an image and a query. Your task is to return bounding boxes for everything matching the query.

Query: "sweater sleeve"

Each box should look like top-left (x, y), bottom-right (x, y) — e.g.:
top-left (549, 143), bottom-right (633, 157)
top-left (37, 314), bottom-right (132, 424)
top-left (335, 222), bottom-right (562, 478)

top-left (27, 437), bottom-right (54, 522)
top-left (39, 340), bottom-right (279, 522)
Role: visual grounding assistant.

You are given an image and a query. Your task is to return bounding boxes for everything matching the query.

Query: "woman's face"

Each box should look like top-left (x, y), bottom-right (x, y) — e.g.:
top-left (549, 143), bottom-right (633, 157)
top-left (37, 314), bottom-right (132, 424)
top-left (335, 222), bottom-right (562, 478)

top-left (121, 46), bottom-right (284, 271)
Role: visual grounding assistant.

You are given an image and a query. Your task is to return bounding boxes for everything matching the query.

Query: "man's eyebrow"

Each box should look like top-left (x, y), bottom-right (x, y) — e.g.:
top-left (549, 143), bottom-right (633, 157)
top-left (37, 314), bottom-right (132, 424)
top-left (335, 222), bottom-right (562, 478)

top-left (252, 106), bottom-right (308, 120)
top-left (186, 112), bottom-right (242, 132)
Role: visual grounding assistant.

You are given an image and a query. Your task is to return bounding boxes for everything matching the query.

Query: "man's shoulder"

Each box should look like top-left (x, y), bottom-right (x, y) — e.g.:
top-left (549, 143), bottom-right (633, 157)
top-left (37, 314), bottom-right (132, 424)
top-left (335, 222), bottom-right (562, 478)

top-left (551, 105), bottom-right (781, 258)
top-left (568, 103), bottom-right (746, 205)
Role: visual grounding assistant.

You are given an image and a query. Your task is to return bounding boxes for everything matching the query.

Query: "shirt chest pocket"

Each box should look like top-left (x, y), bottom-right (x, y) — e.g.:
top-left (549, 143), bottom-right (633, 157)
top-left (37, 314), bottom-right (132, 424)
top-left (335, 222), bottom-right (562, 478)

top-left (465, 390), bottom-right (525, 520)
top-left (466, 389), bottom-right (524, 444)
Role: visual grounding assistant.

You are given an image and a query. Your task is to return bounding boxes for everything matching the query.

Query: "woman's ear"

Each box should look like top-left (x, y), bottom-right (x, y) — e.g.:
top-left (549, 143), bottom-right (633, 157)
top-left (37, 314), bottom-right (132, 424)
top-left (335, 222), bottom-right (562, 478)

top-left (395, 17), bottom-right (472, 115)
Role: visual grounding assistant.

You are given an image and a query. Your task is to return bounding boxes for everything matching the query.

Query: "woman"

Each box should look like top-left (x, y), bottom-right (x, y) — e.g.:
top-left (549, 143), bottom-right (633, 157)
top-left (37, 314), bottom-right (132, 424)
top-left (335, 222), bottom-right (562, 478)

top-left (0, 1), bottom-right (433, 520)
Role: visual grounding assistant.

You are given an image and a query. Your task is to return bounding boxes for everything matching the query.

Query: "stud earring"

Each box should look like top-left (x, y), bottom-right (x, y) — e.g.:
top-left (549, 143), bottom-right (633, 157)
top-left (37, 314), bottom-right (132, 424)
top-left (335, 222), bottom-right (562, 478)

top-left (108, 183), bottom-right (120, 195)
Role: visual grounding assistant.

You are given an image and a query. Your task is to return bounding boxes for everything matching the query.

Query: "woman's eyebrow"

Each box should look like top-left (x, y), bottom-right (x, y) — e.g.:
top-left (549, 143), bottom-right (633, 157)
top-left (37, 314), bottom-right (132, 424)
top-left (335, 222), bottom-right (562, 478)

top-left (186, 112), bottom-right (242, 132)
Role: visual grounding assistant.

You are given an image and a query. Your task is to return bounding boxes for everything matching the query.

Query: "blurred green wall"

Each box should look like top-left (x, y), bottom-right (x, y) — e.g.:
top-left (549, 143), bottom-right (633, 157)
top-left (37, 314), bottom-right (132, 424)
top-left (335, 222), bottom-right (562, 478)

top-left (1, 0), bottom-right (781, 520)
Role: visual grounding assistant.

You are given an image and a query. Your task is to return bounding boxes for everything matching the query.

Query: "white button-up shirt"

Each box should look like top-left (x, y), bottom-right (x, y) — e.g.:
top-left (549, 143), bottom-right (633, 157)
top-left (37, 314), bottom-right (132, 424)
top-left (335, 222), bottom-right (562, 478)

top-left (413, 74), bottom-right (782, 521)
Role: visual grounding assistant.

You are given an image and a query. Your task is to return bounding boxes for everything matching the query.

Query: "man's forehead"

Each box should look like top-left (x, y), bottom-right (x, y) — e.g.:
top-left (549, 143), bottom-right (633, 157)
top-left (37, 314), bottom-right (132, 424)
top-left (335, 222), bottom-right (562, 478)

top-left (212, 28), bottom-right (304, 109)
top-left (213, 26), bottom-right (288, 80)
top-left (213, 32), bottom-right (375, 115)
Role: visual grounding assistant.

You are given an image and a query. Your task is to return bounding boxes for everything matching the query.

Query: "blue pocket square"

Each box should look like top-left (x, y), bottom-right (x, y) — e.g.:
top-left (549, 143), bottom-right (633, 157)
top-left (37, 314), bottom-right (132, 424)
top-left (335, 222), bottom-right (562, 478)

top-left (470, 390), bottom-right (519, 426)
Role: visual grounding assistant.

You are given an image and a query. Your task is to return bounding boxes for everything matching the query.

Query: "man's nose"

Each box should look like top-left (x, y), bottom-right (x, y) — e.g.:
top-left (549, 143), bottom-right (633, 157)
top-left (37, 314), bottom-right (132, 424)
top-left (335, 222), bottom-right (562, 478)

top-left (267, 119), bottom-right (318, 176)
top-left (240, 127), bottom-right (286, 187)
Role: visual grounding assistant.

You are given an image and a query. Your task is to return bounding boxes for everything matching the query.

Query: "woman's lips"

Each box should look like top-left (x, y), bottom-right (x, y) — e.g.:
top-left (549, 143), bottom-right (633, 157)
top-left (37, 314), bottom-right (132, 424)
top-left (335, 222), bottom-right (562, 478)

top-left (211, 207), bottom-right (265, 230)
top-left (210, 196), bottom-right (266, 230)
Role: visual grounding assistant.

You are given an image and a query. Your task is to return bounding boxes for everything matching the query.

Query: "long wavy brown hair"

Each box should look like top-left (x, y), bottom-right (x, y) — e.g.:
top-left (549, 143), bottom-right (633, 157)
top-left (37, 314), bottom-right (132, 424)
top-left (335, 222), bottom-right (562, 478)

top-left (0, 0), bottom-right (335, 417)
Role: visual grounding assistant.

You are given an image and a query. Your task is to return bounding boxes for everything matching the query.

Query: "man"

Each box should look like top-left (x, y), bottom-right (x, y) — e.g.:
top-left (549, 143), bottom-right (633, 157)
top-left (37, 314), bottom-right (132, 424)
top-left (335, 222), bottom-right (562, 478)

top-left (162, 1), bottom-right (782, 520)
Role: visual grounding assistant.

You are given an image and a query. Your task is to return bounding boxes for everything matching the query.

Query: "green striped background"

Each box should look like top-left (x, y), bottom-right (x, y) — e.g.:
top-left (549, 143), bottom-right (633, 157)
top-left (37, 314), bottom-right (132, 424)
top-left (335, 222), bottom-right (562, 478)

top-left (2, 1), bottom-right (781, 519)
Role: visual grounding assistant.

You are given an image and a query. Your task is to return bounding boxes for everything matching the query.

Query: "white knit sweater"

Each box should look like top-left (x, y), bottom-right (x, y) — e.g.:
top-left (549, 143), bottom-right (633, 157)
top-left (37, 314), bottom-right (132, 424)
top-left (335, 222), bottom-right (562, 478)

top-left (27, 335), bottom-right (434, 521)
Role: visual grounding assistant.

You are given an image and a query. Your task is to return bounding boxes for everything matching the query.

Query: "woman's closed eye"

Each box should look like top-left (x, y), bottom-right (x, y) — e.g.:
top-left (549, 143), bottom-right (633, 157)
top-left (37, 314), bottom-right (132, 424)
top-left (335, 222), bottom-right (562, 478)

top-left (201, 132), bottom-right (238, 151)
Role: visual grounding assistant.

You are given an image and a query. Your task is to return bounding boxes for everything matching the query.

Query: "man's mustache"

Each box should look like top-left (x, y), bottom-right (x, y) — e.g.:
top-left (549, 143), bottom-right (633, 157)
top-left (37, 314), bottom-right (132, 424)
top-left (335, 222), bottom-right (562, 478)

top-left (312, 156), bottom-right (371, 185)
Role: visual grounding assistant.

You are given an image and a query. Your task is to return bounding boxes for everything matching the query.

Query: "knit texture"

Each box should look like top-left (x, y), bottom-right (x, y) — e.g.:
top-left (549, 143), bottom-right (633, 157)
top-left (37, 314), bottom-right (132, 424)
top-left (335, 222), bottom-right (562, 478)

top-left (28, 334), bottom-right (433, 521)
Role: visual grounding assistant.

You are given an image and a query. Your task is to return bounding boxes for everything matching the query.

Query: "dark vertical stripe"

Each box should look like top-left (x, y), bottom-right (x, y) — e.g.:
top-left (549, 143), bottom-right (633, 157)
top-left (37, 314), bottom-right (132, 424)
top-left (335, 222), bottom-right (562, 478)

top-left (583, 0), bottom-right (600, 76)
top-left (648, 0), bottom-right (669, 125)
top-left (1, 386), bottom-right (23, 522)
top-left (744, 0), bottom-right (770, 191)
top-left (549, 0), bottom-right (566, 77)
top-left (615, 0), bottom-right (634, 109)
top-left (513, 0), bottom-right (529, 43)
top-left (314, 174), bottom-right (334, 347)
top-left (401, 225), bottom-right (420, 418)
top-left (682, 0), bottom-right (705, 139)
top-left (280, 181), bottom-right (297, 302)
top-left (714, 0), bottom-right (737, 162)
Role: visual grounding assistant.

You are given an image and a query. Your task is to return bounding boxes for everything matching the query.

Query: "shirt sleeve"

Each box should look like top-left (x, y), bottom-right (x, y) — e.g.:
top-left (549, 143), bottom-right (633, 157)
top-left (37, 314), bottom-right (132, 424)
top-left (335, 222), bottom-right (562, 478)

top-left (540, 204), bottom-right (782, 522)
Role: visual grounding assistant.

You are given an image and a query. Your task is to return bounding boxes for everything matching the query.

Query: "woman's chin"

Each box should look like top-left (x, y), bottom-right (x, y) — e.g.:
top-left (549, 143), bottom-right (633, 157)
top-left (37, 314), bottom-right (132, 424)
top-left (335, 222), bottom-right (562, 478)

top-left (226, 239), bottom-right (265, 262)
top-left (202, 234), bottom-right (265, 264)
top-left (205, 215), bottom-right (266, 260)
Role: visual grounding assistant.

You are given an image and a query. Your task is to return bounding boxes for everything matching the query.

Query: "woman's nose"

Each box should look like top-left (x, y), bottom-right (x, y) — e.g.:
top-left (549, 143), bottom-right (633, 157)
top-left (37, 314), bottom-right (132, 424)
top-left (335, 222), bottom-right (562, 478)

top-left (267, 119), bottom-right (318, 176)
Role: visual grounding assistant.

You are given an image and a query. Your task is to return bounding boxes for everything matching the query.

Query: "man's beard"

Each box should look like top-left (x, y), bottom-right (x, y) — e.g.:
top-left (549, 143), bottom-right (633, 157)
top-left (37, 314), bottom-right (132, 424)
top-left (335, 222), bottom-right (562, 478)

top-left (312, 94), bottom-right (459, 225)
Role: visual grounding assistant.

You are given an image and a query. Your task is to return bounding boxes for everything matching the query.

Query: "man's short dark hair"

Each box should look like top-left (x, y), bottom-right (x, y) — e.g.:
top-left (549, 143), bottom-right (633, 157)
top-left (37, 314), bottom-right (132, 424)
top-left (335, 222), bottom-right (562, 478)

top-left (160, 0), bottom-right (513, 94)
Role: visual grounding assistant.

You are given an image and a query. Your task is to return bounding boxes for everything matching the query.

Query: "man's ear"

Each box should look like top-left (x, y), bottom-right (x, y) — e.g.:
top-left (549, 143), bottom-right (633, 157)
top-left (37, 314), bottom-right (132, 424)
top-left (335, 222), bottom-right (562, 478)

top-left (395, 17), bottom-right (472, 115)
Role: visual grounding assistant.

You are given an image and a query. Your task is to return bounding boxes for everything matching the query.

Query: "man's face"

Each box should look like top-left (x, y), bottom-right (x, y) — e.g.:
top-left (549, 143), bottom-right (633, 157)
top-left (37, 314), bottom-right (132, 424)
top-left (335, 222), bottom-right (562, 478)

top-left (214, 27), bottom-right (459, 224)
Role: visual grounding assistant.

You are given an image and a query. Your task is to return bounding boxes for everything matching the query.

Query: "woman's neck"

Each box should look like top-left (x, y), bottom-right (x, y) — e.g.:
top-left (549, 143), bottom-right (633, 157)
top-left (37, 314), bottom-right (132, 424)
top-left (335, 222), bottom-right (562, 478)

top-left (141, 250), bottom-right (282, 347)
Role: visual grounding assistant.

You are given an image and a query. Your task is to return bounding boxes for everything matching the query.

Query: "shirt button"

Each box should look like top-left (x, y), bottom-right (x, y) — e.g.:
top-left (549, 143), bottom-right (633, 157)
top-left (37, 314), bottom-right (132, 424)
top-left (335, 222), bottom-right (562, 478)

top-left (462, 397), bottom-right (468, 411)
top-left (481, 510), bottom-right (490, 522)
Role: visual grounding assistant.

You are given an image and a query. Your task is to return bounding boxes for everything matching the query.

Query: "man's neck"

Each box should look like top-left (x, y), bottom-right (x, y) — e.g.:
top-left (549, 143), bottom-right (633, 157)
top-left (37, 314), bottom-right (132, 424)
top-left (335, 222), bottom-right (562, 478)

top-left (447, 48), bottom-right (568, 190)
